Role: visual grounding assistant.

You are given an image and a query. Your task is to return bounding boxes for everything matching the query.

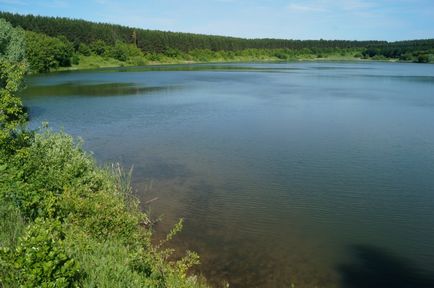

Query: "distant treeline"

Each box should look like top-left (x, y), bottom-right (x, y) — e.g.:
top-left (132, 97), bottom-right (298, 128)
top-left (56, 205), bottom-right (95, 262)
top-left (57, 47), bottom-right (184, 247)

top-left (1, 11), bottom-right (433, 73)
top-left (0, 11), bottom-right (388, 52)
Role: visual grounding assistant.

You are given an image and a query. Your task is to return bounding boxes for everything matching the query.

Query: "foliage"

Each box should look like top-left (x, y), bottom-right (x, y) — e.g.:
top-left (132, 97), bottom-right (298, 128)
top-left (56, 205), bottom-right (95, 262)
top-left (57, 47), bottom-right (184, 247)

top-left (1, 11), bottom-right (432, 65)
top-left (0, 128), bottom-right (207, 287)
top-left (89, 39), bottom-right (108, 56)
top-left (0, 11), bottom-right (385, 52)
top-left (0, 201), bottom-right (25, 249)
top-left (0, 202), bottom-right (25, 287)
top-left (61, 54), bottom-right (125, 70)
top-left (0, 18), bottom-right (207, 288)
top-left (0, 18), bottom-right (28, 153)
top-left (86, 40), bottom-right (143, 61)
top-left (416, 54), bottom-right (429, 63)
top-left (2, 11), bottom-right (433, 73)
top-left (361, 44), bottom-right (434, 62)
top-left (1, 218), bottom-right (82, 288)
top-left (78, 43), bottom-right (91, 56)
top-left (0, 130), bottom-right (111, 219)
top-left (107, 41), bottom-right (143, 61)
top-left (0, 18), bottom-right (25, 62)
top-left (72, 53), bottom-right (80, 65)
top-left (0, 60), bottom-right (27, 140)
top-left (25, 31), bottom-right (74, 73)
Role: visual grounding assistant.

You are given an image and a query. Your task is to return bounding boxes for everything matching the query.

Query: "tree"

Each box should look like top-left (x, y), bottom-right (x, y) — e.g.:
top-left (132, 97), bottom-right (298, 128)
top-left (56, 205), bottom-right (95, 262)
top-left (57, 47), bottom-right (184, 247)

top-left (0, 19), bottom-right (28, 148)
top-left (416, 54), bottom-right (429, 63)
top-left (78, 43), bottom-right (91, 56)
top-left (131, 30), bottom-right (137, 47)
top-left (25, 31), bottom-right (74, 73)
top-left (90, 40), bottom-right (108, 56)
top-left (107, 41), bottom-right (143, 61)
top-left (0, 18), bottom-right (26, 62)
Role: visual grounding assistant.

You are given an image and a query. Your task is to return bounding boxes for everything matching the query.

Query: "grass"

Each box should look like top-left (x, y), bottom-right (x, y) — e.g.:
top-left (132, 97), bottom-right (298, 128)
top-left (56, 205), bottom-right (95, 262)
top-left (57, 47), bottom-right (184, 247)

top-left (0, 202), bottom-right (25, 250)
top-left (55, 51), bottom-right (370, 72)
top-left (57, 54), bottom-right (128, 70)
top-left (0, 129), bottom-right (208, 287)
top-left (54, 50), bottom-right (414, 73)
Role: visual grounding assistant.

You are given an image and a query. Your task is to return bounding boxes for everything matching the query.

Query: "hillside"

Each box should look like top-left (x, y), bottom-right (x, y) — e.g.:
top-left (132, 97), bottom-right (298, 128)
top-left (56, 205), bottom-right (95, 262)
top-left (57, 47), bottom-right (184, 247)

top-left (1, 11), bottom-right (433, 73)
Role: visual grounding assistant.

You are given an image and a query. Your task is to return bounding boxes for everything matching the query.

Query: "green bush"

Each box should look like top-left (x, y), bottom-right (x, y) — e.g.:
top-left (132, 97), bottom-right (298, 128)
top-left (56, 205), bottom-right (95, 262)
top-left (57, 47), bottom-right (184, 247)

top-left (416, 54), bottom-right (429, 63)
top-left (108, 42), bottom-right (143, 61)
top-left (72, 53), bottom-right (80, 65)
top-left (0, 18), bottom-right (26, 62)
top-left (0, 129), bottom-right (207, 287)
top-left (1, 19), bottom-right (207, 288)
top-left (0, 201), bottom-right (25, 249)
top-left (0, 19), bottom-right (28, 154)
top-left (0, 202), bottom-right (26, 287)
top-left (90, 40), bottom-right (108, 56)
top-left (78, 43), bottom-right (91, 56)
top-left (129, 56), bottom-right (148, 66)
top-left (0, 60), bottom-right (28, 147)
top-left (1, 218), bottom-right (82, 287)
top-left (65, 232), bottom-right (147, 288)
top-left (25, 31), bottom-right (74, 73)
top-left (0, 126), bottom-right (206, 287)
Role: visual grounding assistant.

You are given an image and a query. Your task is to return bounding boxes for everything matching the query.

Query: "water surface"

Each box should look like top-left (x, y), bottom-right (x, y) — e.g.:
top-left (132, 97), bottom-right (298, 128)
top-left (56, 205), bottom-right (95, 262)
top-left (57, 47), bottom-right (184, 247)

top-left (22, 62), bottom-right (434, 287)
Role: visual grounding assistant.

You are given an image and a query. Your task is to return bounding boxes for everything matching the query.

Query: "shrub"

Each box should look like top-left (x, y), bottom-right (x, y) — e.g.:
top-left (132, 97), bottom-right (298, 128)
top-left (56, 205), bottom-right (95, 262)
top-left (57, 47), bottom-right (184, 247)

top-left (0, 19), bottom-right (207, 288)
top-left (416, 54), bottom-right (429, 63)
top-left (107, 42), bottom-right (143, 61)
top-left (78, 43), bottom-right (91, 56)
top-left (1, 218), bottom-right (82, 287)
top-left (1, 130), bottom-right (112, 219)
top-left (0, 201), bottom-right (25, 249)
top-left (0, 19), bottom-right (26, 62)
top-left (72, 53), bottom-right (80, 65)
top-left (0, 19), bottom-right (28, 154)
top-left (0, 129), bottom-right (207, 288)
top-left (90, 40), bottom-right (108, 56)
top-left (25, 31), bottom-right (74, 72)
top-left (0, 60), bottom-right (28, 146)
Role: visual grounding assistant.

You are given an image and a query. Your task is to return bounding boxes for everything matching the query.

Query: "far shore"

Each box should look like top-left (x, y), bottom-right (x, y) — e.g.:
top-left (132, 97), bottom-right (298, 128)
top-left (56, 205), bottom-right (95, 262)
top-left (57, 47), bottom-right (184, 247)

top-left (52, 55), bottom-right (411, 74)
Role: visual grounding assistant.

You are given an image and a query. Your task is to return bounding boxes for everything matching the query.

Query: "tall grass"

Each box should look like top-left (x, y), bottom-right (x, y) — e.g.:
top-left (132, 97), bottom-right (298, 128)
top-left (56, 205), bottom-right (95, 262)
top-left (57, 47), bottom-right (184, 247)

top-left (0, 129), bottom-right (208, 287)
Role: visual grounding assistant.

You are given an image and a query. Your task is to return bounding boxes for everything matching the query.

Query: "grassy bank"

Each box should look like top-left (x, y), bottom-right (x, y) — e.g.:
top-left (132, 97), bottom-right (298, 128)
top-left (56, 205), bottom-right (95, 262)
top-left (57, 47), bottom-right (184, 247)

top-left (0, 17), bottom-right (208, 288)
top-left (55, 51), bottom-right (370, 72)
top-left (0, 129), bottom-right (208, 288)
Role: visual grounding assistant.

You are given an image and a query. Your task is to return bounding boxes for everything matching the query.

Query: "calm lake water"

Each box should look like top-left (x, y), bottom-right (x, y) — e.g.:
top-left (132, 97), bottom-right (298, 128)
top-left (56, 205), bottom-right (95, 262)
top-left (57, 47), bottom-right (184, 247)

top-left (22, 62), bottom-right (434, 287)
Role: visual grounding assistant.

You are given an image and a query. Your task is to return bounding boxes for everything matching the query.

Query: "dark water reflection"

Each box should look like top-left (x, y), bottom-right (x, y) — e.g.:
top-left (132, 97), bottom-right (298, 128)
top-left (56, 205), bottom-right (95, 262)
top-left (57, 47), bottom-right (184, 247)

top-left (22, 82), bottom-right (177, 97)
top-left (21, 62), bottom-right (434, 287)
top-left (339, 245), bottom-right (434, 288)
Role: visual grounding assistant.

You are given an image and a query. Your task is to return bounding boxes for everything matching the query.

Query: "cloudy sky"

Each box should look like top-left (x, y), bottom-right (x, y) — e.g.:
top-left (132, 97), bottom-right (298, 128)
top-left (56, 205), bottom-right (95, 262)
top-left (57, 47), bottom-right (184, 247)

top-left (1, 0), bottom-right (433, 41)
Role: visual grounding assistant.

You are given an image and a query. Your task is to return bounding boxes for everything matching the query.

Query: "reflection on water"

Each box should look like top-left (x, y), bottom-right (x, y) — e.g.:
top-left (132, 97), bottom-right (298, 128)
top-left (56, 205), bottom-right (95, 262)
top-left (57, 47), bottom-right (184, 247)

top-left (22, 62), bottom-right (434, 287)
top-left (338, 245), bottom-right (434, 288)
top-left (22, 82), bottom-right (177, 97)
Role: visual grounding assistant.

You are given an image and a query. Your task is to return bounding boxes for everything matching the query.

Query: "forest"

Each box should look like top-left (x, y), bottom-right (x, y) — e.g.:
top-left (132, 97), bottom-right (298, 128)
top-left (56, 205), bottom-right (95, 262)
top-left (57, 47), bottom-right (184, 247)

top-left (1, 11), bottom-right (434, 73)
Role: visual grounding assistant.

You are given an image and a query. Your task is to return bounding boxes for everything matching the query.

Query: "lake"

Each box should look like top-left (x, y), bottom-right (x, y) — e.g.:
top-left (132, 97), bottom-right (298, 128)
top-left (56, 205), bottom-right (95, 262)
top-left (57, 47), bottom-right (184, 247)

top-left (21, 62), bottom-right (434, 287)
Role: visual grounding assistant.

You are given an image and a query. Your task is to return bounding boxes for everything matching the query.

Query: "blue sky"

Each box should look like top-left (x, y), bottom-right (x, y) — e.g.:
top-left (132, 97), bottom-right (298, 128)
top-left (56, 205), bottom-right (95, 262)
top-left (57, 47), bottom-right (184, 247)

top-left (1, 0), bottom-right (433, 41)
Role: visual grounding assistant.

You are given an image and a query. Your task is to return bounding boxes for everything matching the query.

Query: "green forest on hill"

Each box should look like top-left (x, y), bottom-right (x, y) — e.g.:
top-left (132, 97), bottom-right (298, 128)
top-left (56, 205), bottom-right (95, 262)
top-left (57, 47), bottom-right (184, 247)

top-left (1, 11), bottom-right (434, 73)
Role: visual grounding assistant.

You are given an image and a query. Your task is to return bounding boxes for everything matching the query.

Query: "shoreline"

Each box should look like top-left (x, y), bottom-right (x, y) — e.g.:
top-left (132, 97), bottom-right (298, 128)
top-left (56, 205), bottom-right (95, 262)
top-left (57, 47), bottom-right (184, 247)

top-left (50, 56), bottom-right (414, 74)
